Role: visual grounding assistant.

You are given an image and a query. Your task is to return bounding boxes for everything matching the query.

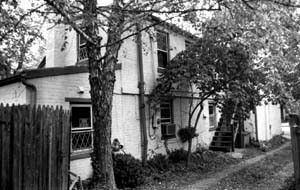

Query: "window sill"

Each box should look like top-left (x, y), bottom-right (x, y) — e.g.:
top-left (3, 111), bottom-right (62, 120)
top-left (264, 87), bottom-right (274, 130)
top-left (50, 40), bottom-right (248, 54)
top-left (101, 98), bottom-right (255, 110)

top-left (70, 149), bottom-right (92, 160)
top-left (76, 59), bottom-right (89, 66)
top-left (157, 67), bottom-right (165, 73)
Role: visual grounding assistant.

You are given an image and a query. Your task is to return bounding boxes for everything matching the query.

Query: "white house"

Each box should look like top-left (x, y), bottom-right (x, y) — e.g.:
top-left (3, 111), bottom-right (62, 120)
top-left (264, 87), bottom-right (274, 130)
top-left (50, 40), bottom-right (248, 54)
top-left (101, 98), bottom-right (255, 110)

top-left (0, 17), bottom-right (282, 179)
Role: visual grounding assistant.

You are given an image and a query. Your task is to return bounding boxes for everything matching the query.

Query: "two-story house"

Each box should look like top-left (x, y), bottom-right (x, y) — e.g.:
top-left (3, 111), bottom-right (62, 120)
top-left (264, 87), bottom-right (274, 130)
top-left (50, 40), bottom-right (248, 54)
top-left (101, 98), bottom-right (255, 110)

top-left (0, 16), bottom-right (282, 179)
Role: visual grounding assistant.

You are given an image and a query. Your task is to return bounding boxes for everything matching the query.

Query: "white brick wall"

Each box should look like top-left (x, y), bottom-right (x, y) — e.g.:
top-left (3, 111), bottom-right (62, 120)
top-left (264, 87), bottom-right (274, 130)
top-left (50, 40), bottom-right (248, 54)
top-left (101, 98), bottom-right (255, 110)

top-left (45, 24), bottom-right (189, 95)
top-left (0, 82), bottom-right (27, 105)
top-left (22, 72), bottom-right (218, 179)
top-left (70, 158), bottom-right (93, 179)
top-left (32, 27), bottom-right (218, 179)
top-left (29, 73), bottom-right (91, 108)
top-left (46, 24), bottom-right (67, 68)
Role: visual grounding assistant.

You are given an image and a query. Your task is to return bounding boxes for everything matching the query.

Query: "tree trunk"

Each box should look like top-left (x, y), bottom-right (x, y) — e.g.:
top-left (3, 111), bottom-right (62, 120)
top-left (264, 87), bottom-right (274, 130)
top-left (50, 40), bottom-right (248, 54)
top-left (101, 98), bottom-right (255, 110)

top-left (87, 33), bottom-right (123, 189)
top-left (89, 50), bottom-right (117, 189)
top-left (82, 0), bottom-right (126, 188)
top-left (84, 0), bottom-right (123, 189)
top-left (186, 137), bottom-right (192, 167)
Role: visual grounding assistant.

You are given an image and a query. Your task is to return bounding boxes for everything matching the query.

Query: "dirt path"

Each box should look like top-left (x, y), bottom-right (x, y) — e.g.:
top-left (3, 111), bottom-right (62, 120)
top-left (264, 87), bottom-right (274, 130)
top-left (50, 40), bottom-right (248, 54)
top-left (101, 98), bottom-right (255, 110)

top-left (182, 142), bottom-right (292, 190)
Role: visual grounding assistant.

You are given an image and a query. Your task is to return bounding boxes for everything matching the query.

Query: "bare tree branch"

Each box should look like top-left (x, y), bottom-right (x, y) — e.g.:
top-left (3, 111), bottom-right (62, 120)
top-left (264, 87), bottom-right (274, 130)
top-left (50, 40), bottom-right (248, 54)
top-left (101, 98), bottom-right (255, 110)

top-left (266, 0), bottom-right (300, 8)
top-left (43, 0), bottom-right (98, 46)
top-left (99, 12), bottom-right (191, 49)
top-left (241, 0), bottom-right (255, 9)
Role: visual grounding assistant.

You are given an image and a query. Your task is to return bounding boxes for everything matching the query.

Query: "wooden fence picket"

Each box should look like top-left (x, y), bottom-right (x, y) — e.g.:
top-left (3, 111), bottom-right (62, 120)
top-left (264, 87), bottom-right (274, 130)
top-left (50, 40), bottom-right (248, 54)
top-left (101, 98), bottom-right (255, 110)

top-left (2, 105), bottom-right (11, 190)
top-left (62, 109), bottom-right (70, 189)
top-left (0, 103), bottom-right (4, 189)
top-left (12, 105), bottom-right (20, 190)
top-left (0, 104), bottom-right (70, 190)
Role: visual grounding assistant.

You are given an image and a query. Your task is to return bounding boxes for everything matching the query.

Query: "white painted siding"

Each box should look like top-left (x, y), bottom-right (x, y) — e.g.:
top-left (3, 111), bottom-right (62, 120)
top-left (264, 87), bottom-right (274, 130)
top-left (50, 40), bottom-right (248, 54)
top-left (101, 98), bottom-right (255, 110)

top-left (256, 103), bottom-right (282, 141)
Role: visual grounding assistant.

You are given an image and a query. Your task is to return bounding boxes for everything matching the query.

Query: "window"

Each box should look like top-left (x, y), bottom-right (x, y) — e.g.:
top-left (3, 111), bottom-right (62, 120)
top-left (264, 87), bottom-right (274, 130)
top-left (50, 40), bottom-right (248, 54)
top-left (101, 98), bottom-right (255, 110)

top-left (157, 31), bottom-right (169, 68)
top-left (78, 34), bottom-right (88, 62)
top-left (209, 103), bottom-right (217, 129)
top-left (280, 105), bottom-right (288, 122)
top-left (160, 100), bottom-right (175, 139)
top-left (71, 104), bottom-right (93, 154)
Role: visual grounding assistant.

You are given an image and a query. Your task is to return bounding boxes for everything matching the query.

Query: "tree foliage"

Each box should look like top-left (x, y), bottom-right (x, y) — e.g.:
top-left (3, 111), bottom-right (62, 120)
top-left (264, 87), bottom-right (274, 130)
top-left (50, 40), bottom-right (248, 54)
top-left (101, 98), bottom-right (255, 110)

top-left (151, 33), bottom-right (266, 165)
top-left (0, 1), bottom-right (45, 78)
top-left (202, 1), bottom-right (300, 109)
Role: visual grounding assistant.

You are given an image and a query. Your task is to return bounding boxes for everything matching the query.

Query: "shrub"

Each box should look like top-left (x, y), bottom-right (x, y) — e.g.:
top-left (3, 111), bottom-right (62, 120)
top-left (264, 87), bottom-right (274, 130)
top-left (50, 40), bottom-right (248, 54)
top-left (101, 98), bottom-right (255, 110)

top-left (147, 153), bottom-right (169, 172)
top-left (177, 127), bottom-right (198, 143)
top-left (168, 149), bottom-right (188, 163)
top-left (113, 154), bottom-right (145, 188)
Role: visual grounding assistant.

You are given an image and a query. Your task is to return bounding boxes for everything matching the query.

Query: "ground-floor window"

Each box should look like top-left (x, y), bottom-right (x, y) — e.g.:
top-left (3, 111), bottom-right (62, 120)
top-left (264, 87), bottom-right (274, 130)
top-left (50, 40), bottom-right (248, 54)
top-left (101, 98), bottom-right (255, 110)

top-left (209, 102), bottom-right (217, 130)
top-left (70, 104), bottom-right (93, 155)
top-left (280, 104), bottom-right (288, 122)
top-left (160, 100), bottom-right (176, 139)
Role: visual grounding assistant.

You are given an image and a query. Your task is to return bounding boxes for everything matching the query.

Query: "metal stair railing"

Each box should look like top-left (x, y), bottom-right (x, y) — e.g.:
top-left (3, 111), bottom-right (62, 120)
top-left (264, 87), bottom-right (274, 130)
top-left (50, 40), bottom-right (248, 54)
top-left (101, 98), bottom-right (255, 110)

top-left (69, 171), bottom-right (83, 190)
top-left (230, 104), bottom-right (239, 152)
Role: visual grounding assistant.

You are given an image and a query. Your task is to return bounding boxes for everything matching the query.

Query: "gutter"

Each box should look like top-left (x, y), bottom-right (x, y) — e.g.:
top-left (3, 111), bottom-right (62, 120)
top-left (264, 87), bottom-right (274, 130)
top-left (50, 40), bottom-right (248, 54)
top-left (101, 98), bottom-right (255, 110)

top-left (21, 74), bottom-right (37, 105)
top-left (136, 24), bottom-right (148, 166)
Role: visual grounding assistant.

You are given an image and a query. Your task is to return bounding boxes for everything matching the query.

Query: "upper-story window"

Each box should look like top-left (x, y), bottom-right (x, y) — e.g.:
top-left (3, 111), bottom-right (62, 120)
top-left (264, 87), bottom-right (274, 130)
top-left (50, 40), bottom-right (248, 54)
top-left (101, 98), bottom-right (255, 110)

top-left (157, 31), bottom-right (169, 68)
top-left (78, 34), bottom-right (88, 62)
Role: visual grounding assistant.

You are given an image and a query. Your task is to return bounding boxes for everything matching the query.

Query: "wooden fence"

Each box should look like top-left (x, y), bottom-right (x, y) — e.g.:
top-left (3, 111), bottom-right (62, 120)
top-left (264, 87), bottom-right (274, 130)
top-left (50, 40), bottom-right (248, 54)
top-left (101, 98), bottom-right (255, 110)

top-left (0, 104), bottom-right (70, 190)
top-left (289, 114), bottom-right (300, 190)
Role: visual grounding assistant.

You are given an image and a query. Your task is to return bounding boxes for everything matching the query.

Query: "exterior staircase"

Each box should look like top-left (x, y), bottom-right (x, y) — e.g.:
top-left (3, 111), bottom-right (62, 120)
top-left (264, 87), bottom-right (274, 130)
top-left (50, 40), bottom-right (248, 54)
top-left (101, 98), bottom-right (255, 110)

top-left (209, 114), bottom-right (239, 152)
top-left (209, 128), bottom-right (233, 152)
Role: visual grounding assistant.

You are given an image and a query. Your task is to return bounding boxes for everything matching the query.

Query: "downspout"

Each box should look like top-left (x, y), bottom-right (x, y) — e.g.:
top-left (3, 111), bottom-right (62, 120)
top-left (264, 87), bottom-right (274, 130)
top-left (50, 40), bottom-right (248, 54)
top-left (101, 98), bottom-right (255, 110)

top-left (136, 24), bottom-right (148, 166)
top-left (21, 75), bottom-right (37, 105)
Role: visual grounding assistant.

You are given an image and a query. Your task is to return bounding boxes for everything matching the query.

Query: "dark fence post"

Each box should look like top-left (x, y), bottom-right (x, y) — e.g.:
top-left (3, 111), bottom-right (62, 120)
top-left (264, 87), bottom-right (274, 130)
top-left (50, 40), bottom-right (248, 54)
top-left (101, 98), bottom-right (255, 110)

top-left (289, 114), bottom-right (300, 190)
top-left (231, 123), bottom-right (234, 152)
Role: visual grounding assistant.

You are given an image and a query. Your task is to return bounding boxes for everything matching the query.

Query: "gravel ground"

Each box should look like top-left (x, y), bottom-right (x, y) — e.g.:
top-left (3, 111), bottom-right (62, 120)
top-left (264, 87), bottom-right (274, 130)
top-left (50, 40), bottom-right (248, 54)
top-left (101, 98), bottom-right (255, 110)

top-left (131, 136), bottom-right (291, 190)
top-left (206, 144), bottom-right (293, 190)
top-left (134, 153), bottom-right (241, 190)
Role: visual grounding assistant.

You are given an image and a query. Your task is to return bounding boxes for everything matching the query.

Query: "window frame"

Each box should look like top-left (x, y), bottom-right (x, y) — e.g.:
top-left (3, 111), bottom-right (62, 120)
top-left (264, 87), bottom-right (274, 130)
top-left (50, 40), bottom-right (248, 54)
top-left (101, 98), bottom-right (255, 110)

top-left (160, 99), bottom-right (176, 139)
top-left (70, 104), bottom-right (94, 157)
top-left (77, 33), bottom-right (88, 63)
top-left (156, 31), bottom-right (170, 69)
